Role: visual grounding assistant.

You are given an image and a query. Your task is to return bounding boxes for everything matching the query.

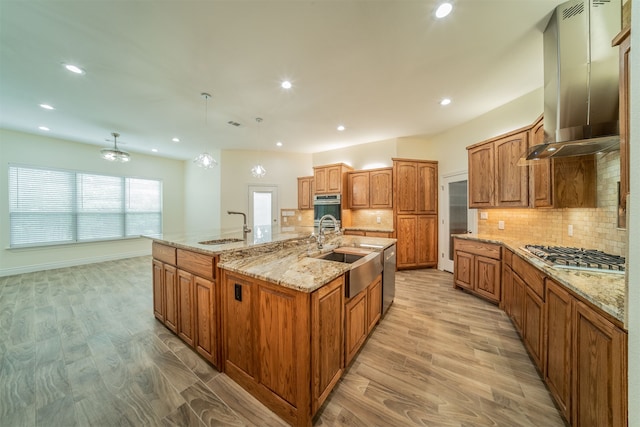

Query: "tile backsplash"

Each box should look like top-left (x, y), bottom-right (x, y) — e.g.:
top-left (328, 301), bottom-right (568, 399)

top-left (477, 152), bottom-right (627, 256)
top-left (349, 209), bottom-right (394, 229)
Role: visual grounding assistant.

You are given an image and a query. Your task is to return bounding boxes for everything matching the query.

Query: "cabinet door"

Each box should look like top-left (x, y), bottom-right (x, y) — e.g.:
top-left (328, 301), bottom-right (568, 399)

top-left (312, 276), bottom-right (344, 412)
top-left (502, 264), bottom-right (513, 315)
top-left (224, 274), bottom-right (255, 379)
top-left (453, 250), bottom-right (473, 290)
top-left (510, 273), bottom-right (525, 334)
top-left (618, 32), bottom-right (630, 228)
top-left (495, 132), bottom-right (529, 207)
top-left (367, 275), bottom-right (382, 333)
top-left (177, 269), bottom-right (195, 347)
top-left (468, 144), bottom-right (494, 208)
top-left (314, 167), bottom-right (327, 194)
top-left (553, 156), bottom-right (597, 208)
top-left (349, 172), bottom-right (370, 209)
top-left (396, 215), bottom-right (416, 268)
top-left (394, 161), bottom-right (417, 214)
top-left (326, 166), bottom-right (342, 193)
top-left (152, 260), bottom-right (165, 322)
top-left (416, 215), bottom-right (437, 266)
top-left (163, 264), bottom-right (178, 333)
top-left (530, 117), bottom-right (553, 208)
top-left (370, 169), bottom-right (392, 209)
top-left (523, 286), bottom-right (544, 371)
top-left (345, 291), bottom-right (367, 366)
top-left (573, 302), bottom-right (627, 427)
top-left (417, 163), bottom-right (437, 214)
top-left (474, 255), bottom-right (501, 303)
top-left (545, 279), bottom-right (572, 423)
top-left (298, 177), bottom-right (312, 210)
top-left (195, 275), bottom-right (217, 367)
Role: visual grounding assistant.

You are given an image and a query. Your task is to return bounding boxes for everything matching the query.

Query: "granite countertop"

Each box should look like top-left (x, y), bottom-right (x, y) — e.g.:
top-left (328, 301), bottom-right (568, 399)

top-left (454, 234), bottom-right (626, 324)
top-left (343, 226), bottom-right (395, 233)
top-left (146, 228), bottom-right (396, 294)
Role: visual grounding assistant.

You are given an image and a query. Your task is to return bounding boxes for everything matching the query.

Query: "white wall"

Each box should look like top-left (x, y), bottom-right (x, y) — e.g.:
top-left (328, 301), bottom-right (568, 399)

top-left (627, 7), bottom-right (639, 425)
top-left (184, 149), bottom-right (222, 233)
top-left (312, 138), bottom-right (397, 169)
top-left (219, 150), bottom-right (312, 229)
top-left (0, 129), bottom-right (185, 276)
top-left (397, 88), bottom-right (544, 176)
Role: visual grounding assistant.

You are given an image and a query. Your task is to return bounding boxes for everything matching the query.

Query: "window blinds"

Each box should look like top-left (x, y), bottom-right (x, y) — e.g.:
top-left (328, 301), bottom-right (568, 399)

top-left (9, 165), bottom-right (162, 247)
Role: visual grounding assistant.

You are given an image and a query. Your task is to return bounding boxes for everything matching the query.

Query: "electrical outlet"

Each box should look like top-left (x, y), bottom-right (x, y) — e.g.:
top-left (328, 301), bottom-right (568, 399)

top-left (376, 216), bottom-right (381, 224)
top-left (568, 224), bottom-right (573, 236)
top-left (480, 212), bottom-right (489, 220)
top-left (297, 215), bottom-right (302, 221)
top-left (283, 217), bottom-right (288, 223)
top-left (498, 220), bottom-right (505, 230)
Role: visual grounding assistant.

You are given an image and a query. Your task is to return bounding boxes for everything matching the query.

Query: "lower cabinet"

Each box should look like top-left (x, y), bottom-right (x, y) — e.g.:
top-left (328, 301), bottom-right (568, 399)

top-left (453, 238), bottom-right (502, 303)
top-left (194, 275), bottom-right (218, 366)
top-left (396, 215), bottom-right (437, 269)
top-left (367, 276), bottom-right (382, 333)
top-left (177, 269), bottom-right (196, 347)
top-left (163, 264), bottom-right (178, 333)
top-left (345, 274), bottom-right (383, 366)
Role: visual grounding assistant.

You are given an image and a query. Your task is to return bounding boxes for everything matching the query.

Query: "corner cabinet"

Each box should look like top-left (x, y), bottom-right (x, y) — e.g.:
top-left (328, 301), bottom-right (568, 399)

top-left (392, 159), bottom-right (438, 269)
top-left (453, 238), bottom-right (502, 303)
top-left (297, 176), bottom-right (314, 210)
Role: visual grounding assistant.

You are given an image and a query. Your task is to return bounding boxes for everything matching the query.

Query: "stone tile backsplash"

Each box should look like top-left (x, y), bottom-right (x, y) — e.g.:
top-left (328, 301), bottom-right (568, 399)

top-left (477, 152), bottom-right (627, 256)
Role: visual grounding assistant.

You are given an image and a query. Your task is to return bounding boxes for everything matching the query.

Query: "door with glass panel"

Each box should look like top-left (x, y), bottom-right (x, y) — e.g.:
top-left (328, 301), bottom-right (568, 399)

top-left (249, 185), bottom-right (278, 243)
top-left (440, 172), bottom-right (476, 272)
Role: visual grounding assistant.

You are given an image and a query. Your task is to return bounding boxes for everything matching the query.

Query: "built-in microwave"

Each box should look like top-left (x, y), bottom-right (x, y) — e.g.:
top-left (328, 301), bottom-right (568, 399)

top-left (313, 194), bottom-right (341, 228)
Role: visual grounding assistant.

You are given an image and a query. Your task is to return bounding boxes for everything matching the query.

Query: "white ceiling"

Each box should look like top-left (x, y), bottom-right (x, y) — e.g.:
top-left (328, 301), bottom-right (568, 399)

top-left (0, 0), bottom-right (561, 161)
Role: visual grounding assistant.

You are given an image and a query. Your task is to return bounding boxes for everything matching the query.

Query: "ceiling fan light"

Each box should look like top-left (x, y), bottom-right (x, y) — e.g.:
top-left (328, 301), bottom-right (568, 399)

top-left (101, 132), bottom-right (131, 162)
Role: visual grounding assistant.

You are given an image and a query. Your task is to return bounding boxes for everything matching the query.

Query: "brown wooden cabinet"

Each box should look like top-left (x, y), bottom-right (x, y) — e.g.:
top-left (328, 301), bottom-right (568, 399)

top-left (367, 275), bottom-right (382, 333)
top-left (453, 238), bottom-right (501, 303)
top-left (502, 253), bottom-right (525, 335)
top-left (529, 115), bottom-right (553, 208)
top-left (573, 301), bottom-right (627, 427)
top-left (614, 28), bottom-right (630, 228)
top-left (152, 259), bottom-right (165, 322)
top-left (163, 264), bottom-right (178, 333)
top-left (347, 167), bottom-right (392, 209)
top-left (314, 163), bottom-right (352, 194)
top-left (311, 276), bottom-right (344, 413)
top-left (297, 176), bottom-right (314, 210)
top-left (393, 159), bottom-right (438, 269)
top-left (343, 230), bottom-right (392, 238)
top-left (194, 275), bottom-right (218, 366)
top-left (468, 128), bottom-right (529, 208)
top-left (345, 289), bottom-right (367, 366)
top-left (177, 269), bottom-right (196, 347)
top-left (545, 278), bottom-right (573, 424)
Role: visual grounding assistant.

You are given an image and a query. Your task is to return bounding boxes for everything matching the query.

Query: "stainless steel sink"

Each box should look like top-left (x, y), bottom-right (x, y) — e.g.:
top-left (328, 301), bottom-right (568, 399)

top-left (315, 248), bottom-right (382, 297)
top-left (198, 238), bottom-right (244, 245)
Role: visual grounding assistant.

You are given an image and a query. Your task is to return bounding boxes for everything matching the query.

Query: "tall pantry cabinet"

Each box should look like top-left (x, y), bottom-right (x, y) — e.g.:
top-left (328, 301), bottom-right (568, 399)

top-left (392, 159), bottom-right (438, 269)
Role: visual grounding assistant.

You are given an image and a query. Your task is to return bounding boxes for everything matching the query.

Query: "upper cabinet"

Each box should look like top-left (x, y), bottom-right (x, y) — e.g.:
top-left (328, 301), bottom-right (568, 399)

top-left (314, 163), bottom-right (353, 194)
top-left (530, 115), bottom-right (553, 208)
top-left (297, 176), bottom-right (314, 210)
top-left (393, 159), bottom-right (437, 215)
top-left (468, 127), bottom-right (530, 208)
top-left (613, 28), bottom-right (630, 228)
top-left (347, 167), bottom-right (392, 209)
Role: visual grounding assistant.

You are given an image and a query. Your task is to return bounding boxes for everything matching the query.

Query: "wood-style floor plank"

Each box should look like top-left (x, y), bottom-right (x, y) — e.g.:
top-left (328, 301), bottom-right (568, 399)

top-left (0, 256), bottom-right (564, 426)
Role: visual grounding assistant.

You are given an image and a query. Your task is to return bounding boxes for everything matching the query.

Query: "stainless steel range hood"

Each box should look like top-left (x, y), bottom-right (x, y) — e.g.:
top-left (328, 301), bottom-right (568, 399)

top-left (524, 0), bottom-right (621, 161)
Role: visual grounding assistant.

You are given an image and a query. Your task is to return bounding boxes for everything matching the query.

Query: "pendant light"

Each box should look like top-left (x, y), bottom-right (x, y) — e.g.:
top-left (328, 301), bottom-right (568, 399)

top-left (194, 92), bottom-right (218, 169)
top-left (250, 117), bottom-right (266, 178)
top-left (101, 132), bottom-right (131, 162)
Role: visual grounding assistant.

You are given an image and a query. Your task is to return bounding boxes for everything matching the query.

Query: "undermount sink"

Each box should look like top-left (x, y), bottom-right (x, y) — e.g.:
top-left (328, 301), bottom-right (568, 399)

top-left (198, 238), bottom-right (244, 245)
top-left (315, 248), bottom-right (382, 297)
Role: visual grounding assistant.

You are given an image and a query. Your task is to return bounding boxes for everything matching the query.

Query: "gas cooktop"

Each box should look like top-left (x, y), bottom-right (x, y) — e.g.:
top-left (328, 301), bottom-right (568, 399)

top-left (523, 245), bottom-right (625, 274)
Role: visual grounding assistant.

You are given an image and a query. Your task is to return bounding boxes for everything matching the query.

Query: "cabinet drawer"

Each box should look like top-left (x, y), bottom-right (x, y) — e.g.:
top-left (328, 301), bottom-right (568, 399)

top-left (512, 255), bottom-right (545, 300)
top-left (454, 239), bottom-right (501, 260)
top-left (177, 249), bottom-right (216, 280)
top-left (152, 242), bottom-right (176, 265)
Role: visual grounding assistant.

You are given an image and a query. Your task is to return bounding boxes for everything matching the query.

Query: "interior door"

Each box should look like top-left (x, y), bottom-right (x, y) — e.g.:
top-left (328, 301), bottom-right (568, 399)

top-left (440, 172), bottom-right (476, 272)
top-left (249, 185), bottom-right (278, 243)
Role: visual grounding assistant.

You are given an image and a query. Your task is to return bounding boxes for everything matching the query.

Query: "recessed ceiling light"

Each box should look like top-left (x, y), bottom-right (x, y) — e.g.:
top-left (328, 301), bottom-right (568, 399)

top-left (276, 141), bottom-right (283, 147)
top-left (172, 137), bottom-right (180, 142)
top-left (435, 2), bottom-right (453, 19)
top-left (39, 104), bottom-right (55, 110)
top-left (440, 98), bottom-right (452, 106)
top-left (63, 63), bottom-right (85, 75)
top-left (151, 148), bottom-right (158, 153)
top-left (38, 126), bottom-right (50, 131)
top-left (281, 80), bottom-right (292, 89)
top-left (337, 125), bottom-right (346, 131)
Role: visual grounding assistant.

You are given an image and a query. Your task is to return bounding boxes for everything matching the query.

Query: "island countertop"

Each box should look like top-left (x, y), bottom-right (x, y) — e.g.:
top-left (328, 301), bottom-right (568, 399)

top-left (454, 234), bottom-right (626, 325)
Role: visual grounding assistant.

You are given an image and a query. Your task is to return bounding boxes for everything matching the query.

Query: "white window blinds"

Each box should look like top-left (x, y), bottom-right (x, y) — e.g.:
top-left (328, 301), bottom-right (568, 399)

top-left (9, 165), bottom-right (162, 247)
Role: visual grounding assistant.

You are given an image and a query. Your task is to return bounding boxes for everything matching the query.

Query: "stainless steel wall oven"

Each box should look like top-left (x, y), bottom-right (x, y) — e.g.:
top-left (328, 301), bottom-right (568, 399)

top-left (313, 194), bottom-right (341, 228)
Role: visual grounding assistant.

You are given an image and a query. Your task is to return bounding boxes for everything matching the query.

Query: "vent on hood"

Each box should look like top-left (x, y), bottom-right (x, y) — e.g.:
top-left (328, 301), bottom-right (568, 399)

top-left (524, 0), bottom-right (621, 161)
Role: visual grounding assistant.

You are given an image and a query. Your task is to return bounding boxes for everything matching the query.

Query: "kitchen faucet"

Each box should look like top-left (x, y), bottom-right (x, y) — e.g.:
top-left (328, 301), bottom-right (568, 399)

top-left (227, 211), bottom-right (251, 240)
top-left (316, 214), bottom-right (340, 249)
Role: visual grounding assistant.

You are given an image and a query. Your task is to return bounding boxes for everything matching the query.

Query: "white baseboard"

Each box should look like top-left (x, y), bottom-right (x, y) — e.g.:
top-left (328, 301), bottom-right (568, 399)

top-left (0, 249), bottom-right (151, 277)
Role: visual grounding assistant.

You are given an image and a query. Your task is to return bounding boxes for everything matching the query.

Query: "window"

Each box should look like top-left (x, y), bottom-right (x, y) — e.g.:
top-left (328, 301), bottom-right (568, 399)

top-left (9, 165), bottom-right (162, 247)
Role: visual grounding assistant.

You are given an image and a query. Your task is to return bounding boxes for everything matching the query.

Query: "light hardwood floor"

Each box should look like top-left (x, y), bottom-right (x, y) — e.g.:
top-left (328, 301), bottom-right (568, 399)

top-left (0, 256), bottom-right (564, 426)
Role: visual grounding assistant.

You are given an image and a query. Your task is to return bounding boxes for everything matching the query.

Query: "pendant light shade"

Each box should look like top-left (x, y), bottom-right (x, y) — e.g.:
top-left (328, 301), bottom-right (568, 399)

top-left (101, 132), bottom-right (130, 162)
top-left (194, 152), bottom-right (217, 169)
top-left (251, 117), bottom-right (266, 178)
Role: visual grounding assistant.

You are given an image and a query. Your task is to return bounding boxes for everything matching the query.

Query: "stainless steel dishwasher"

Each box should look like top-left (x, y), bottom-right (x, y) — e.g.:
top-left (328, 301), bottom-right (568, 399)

top-left (382, 244), bottom-right (396, 315)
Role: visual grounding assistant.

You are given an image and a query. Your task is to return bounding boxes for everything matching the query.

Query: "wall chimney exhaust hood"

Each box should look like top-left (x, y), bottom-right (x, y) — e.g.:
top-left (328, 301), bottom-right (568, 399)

top-left (524, 0), bottom-right (621, 161)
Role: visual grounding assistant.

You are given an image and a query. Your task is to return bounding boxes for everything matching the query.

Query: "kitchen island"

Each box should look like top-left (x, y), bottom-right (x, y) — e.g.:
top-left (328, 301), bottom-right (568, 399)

top-left (147, 227), bottom-right (396, 426)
